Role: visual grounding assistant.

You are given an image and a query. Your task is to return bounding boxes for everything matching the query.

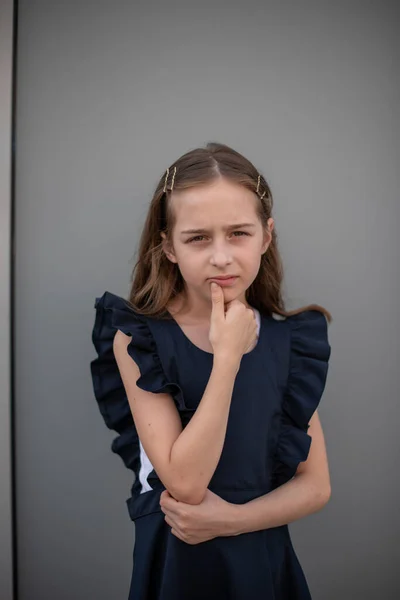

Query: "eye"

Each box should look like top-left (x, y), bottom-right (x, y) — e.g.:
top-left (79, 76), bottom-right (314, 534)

top-left (232, 231), bottom-right (250, 238)
top-left (186, 231), bottom-right (250, 243)
top-left (187, 235), bottom-right (206, 243)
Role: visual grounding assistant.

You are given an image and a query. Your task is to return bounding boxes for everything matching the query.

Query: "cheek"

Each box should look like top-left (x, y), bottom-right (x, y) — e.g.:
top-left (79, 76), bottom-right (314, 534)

top-left (240, 250), bottom-right (263, 281)
top-left (240, 245), bottom-right (260, 265)
top-left (175, 252), bottom-right (202, 282)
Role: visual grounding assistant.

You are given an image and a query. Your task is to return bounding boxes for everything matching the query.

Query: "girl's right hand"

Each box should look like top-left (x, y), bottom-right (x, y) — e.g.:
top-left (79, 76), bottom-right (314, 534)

top-left (208, 282), bottom-right (258, 361)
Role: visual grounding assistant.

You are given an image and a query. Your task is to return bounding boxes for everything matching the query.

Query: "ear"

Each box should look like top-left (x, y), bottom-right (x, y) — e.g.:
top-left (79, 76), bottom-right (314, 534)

top-left (261, 218), bottom-right (274, 254)
top-left (160, 231), bottom-right (178, 264)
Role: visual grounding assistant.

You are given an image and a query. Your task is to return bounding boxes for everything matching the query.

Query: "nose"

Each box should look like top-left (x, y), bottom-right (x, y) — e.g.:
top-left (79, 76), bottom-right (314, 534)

top-left (210, 244), bottom-right (233, 267)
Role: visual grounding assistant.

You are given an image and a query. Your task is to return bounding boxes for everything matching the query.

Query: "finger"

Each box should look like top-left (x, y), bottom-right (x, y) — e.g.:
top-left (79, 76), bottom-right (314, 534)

top-left (164, 514), bottom-right (177, 529)
top-left (210, 282), bottom-right (224, 321)
top-left (162, 499), bottom-right (181, 516)
top-left (164, 492), bottom-right (178, 504)
top-left (165, 516), bottom-right (186, 542)
top-left (170, 528), bottom-right (185, 542)
top-left (160, 490), bottom-right (172, 507)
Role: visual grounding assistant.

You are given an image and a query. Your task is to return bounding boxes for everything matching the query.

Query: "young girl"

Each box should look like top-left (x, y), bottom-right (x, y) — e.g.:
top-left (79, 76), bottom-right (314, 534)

top-left (90, 142), bottom-right (332, 600)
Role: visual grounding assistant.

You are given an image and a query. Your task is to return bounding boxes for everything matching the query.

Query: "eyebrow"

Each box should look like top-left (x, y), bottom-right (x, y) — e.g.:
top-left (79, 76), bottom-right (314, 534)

top-left (180, 223), bottom-right (256, 235)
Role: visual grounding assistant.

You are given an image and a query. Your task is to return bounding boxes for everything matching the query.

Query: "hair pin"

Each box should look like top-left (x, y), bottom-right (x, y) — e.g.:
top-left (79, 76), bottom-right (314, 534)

top-left (163, 168), bottom-right (170, 193)
top-left (163, 166), bottom-right (177, 193)
top-left (256, 174), bottom-right (266, 199)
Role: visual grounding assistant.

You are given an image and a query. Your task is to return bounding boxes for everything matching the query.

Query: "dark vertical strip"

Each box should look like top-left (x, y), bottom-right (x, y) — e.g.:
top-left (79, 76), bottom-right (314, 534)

top-left (10, 1), bottom-right (19, 599)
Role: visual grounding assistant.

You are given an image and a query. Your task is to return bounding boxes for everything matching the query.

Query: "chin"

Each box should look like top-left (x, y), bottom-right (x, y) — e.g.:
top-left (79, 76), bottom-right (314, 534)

top-left (221, 287), bottom-right (241, 300)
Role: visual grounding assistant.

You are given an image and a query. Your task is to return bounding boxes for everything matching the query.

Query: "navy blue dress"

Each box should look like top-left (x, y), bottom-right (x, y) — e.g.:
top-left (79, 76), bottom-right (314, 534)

top-left (90, 291), bottom-right (331, 600)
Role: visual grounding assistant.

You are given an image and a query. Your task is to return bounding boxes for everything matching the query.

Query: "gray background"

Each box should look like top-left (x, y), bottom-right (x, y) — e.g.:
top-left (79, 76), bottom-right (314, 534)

top-left (12, 1), bottom-right (399, 599)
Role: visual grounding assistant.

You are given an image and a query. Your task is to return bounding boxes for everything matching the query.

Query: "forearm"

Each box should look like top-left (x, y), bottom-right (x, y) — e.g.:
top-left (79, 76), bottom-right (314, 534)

top-left (227, 473), bottom-right (331, 535)
top-left (170, 354), bottom-right (240, 504)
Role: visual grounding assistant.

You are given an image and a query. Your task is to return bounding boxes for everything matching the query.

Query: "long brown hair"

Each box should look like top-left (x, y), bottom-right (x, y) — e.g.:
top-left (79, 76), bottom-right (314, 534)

top-left (126, 142), bottom-right (332, 323)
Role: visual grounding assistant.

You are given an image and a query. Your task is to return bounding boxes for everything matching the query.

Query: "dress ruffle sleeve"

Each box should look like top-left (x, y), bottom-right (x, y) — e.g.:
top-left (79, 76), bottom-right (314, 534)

top-left (271, 309), bottom-right (331, 489)
top-left (90, 291), bottom-right (185, 472)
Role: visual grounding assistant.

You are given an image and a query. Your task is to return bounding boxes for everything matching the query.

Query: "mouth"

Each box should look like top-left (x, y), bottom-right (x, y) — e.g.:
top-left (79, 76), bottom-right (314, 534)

top-left (208, 276), bottom-right (238, 286)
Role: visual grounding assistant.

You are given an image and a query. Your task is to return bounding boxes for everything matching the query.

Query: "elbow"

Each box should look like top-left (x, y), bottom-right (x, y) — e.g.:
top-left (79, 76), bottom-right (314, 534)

top-left (166, 462), bottom-right (209, 504)
top-left (297, 472), bottom-right (331, 508)
top-left (323, 485), bottom-right (332, 504)
top-left (168, 481), bottom-right (207, 505)
top-left (305, 472), bottom-right (332, 506)
top-left (317, 484), bottom-right (332, 507)
top-left (182, 489), bottom-right (207, 505)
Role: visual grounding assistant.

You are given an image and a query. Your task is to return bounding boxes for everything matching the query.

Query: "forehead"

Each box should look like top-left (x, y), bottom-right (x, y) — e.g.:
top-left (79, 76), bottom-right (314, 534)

top-left (171, 178), bottom-right (258, 226)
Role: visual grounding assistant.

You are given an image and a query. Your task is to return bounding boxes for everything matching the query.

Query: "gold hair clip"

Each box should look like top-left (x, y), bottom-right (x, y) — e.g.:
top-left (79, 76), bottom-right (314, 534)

top-left (163, 166), bottom-right (177, 193)
top-left (256, 174), bottom-right (266, 199)
top-left (171, 166), bottom-right (176, 190)
top-left (163, 168), bottom-right (170, 193)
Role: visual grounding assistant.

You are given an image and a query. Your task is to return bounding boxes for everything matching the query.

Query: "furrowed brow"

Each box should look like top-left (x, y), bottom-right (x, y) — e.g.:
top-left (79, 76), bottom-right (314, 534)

top-left (180, 223), bottom-right (256, 235)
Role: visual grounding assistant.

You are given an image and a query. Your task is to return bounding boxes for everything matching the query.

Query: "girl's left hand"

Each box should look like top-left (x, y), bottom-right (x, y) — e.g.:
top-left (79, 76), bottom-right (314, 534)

top-left (159, 488), bottom-right (236, 545)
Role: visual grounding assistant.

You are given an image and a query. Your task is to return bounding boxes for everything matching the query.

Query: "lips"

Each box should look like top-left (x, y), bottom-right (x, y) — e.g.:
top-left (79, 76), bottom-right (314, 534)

top-left (208, 276), bottom-right (238, 287)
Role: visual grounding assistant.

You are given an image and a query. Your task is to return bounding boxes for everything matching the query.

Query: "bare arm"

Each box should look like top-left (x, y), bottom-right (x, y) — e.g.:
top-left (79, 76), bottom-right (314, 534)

top-left (114, 329), bottom-right (239, 505)
top-left (169, 352), bottom-right (239, 503)
top-left (227, 410), bottom-right (331, 534)
top-left (113, 283), bottom-right (257, 506)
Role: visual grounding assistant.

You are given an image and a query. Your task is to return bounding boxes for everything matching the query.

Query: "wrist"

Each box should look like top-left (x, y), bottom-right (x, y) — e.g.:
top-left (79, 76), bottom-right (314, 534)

top-left (212, 353), bottom-right (241, 374)
top-left (224, 502), bottom-right (245, 537)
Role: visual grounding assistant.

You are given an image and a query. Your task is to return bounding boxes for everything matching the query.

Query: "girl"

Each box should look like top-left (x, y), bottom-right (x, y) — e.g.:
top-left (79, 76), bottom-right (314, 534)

top-left (90, 142), bottom-right (332, 600)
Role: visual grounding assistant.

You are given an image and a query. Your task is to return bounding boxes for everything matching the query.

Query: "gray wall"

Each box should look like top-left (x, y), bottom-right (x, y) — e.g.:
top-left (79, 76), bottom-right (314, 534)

top-left (1, 1), bottom-right (14, 599)
top-left (14, 1), bottom-right (399, 599)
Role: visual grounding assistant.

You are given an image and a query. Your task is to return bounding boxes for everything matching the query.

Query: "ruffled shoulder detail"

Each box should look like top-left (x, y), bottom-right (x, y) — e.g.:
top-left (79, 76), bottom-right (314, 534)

top-left (90, 291), bottom-right (185, 472)
top-left (271, 309), bottom-right (331, 489)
